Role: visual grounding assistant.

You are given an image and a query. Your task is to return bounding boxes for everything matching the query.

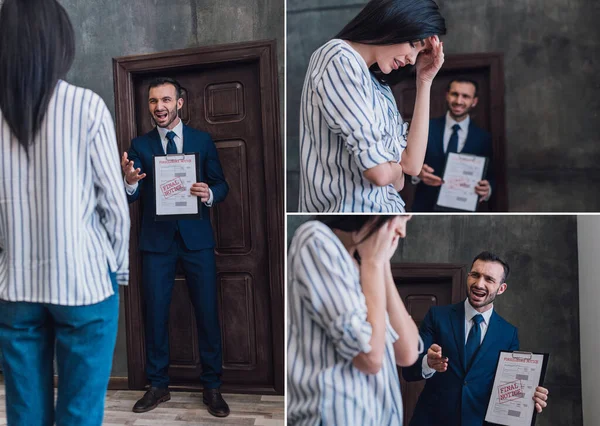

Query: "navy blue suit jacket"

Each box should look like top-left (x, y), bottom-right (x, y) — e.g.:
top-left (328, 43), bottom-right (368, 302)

top-left (403, 301), bottom-right (519, 426)
top-left (412, 116), bottom-right (494, 212)
top-left (126, 125), bottom-right (228, 252)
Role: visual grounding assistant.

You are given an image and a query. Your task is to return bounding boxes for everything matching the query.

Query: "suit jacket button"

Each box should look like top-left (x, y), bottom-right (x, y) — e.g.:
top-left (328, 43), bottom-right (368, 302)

top-left (464, 381), bottom-right (468, 386)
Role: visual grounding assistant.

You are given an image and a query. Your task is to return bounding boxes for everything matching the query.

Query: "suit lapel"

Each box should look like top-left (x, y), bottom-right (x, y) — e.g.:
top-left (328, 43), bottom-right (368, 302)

top-left (461, 120), bottom-right (478, 154)
top-left (434, 116), bottom-right (446, 156)
top-left (450, 302), bottom-right (467, 374)
top-left (469, 310), bottom-right (501, 370)
top-left (149, 128), bottom-right (165, 156)
top-left (182, 124), bottom-right (197, 154)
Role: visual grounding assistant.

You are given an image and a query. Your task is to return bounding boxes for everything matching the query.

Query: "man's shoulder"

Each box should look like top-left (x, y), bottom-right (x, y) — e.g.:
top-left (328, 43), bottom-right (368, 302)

top-left (131, 128), bottom-right (157, 145)
top-left (183, 126), bottom-right (213, 145)
top-left (468, 120), bottom-right (492, 140)
top-left (429, 301), bottom-right (462, 317)
top-left (493, 310), bottom-right (518, 332)
top-left (430, 115), bottom-right (446, 127)
top-left (185, 125), bottom-right (211, 137)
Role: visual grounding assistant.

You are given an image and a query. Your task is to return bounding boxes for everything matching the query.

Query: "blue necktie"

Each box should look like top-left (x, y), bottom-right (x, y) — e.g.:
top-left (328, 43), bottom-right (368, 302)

top-left (166, 131), bottom-right (177, 154)
top-left (165, 130), bottom-right (180, 231)
top-left (446, 124), bottom-right (461, 154)
top-left (465, 314), bottom-right (484, 368)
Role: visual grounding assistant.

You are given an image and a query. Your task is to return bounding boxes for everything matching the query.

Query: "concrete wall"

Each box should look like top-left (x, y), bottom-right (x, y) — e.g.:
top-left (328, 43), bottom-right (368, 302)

top-left (576, 217), bottom-right (600, 426)
top-left (288, 215), bottom-right (583, 426)
top-left (286, 0), bottom-right (600, 212)
top-left (0, 0), bottom-right (283, 378)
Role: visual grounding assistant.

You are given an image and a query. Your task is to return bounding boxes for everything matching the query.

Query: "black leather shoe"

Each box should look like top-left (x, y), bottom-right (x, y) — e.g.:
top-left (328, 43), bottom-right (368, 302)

top-left (132, 387), bottom-right (171, 413)
top-left (203, 388), bottom-right (230, 417)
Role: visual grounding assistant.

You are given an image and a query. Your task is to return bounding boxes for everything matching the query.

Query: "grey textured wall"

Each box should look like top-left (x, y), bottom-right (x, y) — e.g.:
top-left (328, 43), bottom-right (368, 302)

top-left (286, 0), bottom-right (600, 212)
top-left (287, 215), bottom-right (582, 426)
top-left (0, 0), bottom-right (283, 378)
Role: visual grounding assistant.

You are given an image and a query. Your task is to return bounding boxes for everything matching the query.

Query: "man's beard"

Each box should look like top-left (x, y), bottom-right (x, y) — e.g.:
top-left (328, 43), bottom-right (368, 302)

top-left (153, 107), bottom-right (178, 128)
top-left (466, 286), bottom-right (498, 309)
top-left (447, 101), bottom-right (471, 120)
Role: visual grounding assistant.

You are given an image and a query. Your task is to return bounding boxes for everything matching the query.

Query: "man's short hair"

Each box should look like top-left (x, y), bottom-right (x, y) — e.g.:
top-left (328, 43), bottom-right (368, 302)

top-left (447, 77), bottom-right (479, 98)
top-left (148, 77), bottom-right (182, 100)
top-left (471, 251), bottom-right (510, 282)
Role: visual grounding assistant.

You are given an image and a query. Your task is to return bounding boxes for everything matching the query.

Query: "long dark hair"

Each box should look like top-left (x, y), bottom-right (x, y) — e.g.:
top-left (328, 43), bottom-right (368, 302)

top-left (318, 215), bottom-right (397, 244)
top-left (0, 0), bottom-right (75, 155)
top-left (335, 0), bottom-right (446, 86)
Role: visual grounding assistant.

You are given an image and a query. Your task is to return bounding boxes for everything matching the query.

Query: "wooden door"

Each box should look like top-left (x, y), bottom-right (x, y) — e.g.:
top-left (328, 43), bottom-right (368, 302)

top-left (391, 263), bottom-right (467, 424)
top-left (113, 41), bottom-right (284, 394)
top-left (392, 53), bottom-right (507, 212)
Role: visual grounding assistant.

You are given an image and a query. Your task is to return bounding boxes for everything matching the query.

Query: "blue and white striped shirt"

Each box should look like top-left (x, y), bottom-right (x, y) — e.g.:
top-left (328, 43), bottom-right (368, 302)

top-left (288, 221), bottom-right (404, 425)
top-left (0, 80), bottom-right (130, 306)
top-left (298, 39), bottom-right (408, 212)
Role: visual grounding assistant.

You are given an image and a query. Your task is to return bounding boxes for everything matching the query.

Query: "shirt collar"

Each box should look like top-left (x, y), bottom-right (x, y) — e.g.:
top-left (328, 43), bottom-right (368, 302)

top-left (446, 110), bottom-right (470, 133)
top-left (464, 298), bottom-right (493, 325)
top-left (156, 118), bottom-right (183, 141)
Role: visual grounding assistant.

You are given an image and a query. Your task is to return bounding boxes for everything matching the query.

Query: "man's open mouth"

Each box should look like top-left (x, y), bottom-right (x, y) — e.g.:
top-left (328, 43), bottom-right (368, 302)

top-left (471, 288), bottom-right (487, 300)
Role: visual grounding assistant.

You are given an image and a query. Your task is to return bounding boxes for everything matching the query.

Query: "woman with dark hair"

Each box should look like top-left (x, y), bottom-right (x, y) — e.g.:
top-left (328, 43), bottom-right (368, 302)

top-left (0, 0), bottom-right (129, 424)
top-left (288, 215), bottom-right (421, 425)
top-left (298, 0), bottom-right (446, 213)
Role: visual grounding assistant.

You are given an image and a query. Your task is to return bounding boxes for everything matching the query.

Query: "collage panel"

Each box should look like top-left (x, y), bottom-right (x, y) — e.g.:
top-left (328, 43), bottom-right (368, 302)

top-left (0, 0), bottom-right (599, 424)
top-left (286, 214), bottom-right (597, 425)
top-left (0, 0), bottom-right (284, 424)
top-left (287, 0), bottom-right (599, 213)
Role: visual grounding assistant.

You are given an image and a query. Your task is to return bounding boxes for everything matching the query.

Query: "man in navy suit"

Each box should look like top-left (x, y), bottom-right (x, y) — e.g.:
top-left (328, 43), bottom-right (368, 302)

top-left (121, 77), bottom-right (230, 417)
top-left (411, 78), bottom-right (495, 212)
top-left (403, 252), bottom-right (549, 426)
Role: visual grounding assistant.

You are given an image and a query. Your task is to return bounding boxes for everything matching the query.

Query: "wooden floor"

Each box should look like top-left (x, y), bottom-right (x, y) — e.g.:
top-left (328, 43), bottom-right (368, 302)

top-left (0, 381), bottom-right (284, 425)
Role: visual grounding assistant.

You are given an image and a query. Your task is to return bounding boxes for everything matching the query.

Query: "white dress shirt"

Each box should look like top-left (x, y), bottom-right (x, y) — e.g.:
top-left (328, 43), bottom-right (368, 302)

top-left (0, 80), bottom-right (130, 305)
top-left (124, 118), bottom-right (213, 206)
top-left (422, 299), bottom-right (494, 378)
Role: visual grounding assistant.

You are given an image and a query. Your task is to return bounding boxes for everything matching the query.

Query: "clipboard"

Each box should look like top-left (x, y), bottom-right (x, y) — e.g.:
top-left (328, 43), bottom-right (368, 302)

top-left (152, 152), bottom-right (202, 221)
top-left (484, 350), bottom-right (550, 426)
top-left (434, 152), bottom-right (489, 212)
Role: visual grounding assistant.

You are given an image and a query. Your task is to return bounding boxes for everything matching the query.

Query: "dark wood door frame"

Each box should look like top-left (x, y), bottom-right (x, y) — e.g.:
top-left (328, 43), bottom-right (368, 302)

top-left (112, 40), bottom-right (284, 394)
top-left (391, 262), bottom-right (467, 424)
top-left (438, 53), bottom-right (507, 211)
top-left (390, 262), bottom-right (467, 303)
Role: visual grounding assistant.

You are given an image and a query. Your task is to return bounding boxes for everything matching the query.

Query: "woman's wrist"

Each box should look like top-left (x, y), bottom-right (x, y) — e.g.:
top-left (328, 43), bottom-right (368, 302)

top-left (416, 79), bottom-right (433, 91)
top-left (361, 257), bottom-right (386, 270)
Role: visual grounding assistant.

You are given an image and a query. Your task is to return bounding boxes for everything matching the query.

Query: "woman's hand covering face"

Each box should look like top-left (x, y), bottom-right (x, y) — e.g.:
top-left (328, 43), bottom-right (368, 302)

top-left (415, 35), bottom-right (445, 84)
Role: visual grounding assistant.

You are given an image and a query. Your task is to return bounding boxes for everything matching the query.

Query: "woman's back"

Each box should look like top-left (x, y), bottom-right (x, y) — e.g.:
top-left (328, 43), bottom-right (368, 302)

top-left (0, 80), bottom-right (130, 306)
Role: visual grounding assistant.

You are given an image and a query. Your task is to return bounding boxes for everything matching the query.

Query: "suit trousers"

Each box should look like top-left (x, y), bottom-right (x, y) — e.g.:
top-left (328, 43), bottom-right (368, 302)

top-left (0, 272), bottom-right (119, 426)
top-left (142, 232), bottom-right (222, 389)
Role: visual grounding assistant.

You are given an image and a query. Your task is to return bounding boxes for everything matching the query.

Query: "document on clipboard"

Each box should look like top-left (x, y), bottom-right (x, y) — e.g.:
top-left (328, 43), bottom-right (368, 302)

top-left (436, 152), bottom-right (488, 212)
top-left (484, 351), bottom-right (550, 426)
top-left (153, 153), bottom-right (202, 221)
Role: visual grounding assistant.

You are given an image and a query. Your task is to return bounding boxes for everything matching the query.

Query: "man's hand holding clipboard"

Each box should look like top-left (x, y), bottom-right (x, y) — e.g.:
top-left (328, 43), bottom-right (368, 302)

top-left (435, 152), bottom-right (488, 212)
top-left (484, 351), bottom-right (550, 426)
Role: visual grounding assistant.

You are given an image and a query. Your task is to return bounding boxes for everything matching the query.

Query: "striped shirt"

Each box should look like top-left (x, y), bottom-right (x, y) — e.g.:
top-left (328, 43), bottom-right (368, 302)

top-left (288, 221), bottom-right (404, 425)
top-left (298, 39), bottom-right (408, 212)
top-left (0, 80), bottom-right (130, 306)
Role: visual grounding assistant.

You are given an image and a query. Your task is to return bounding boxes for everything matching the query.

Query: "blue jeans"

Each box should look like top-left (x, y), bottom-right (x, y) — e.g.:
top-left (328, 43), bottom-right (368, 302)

top-left (0, 272), bottom-right (119, 426)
